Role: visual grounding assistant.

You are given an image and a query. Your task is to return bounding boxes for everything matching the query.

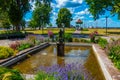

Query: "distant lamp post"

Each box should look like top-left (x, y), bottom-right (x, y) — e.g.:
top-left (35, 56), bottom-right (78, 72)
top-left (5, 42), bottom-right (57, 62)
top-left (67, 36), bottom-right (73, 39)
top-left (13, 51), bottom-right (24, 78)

top-left (41, 14), bottom-right (44, 34)
top-left (105, 16), bottom-right (108, 36)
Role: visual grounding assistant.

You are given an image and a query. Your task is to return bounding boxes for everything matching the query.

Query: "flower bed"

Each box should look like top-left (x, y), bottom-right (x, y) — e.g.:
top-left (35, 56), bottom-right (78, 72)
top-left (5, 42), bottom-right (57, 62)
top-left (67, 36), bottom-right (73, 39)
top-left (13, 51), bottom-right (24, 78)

top-left (106, 39), bottom-right (120, 69)
top-left (0, 35), bottom-right (48, 60)
top-left (36, 63), bottom-right (93, 80)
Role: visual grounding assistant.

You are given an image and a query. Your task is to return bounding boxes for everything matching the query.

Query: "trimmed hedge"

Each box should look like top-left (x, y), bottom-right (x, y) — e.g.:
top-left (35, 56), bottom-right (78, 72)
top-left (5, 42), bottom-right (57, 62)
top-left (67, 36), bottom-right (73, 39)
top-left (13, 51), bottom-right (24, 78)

top-left (0, 31), bottom-right (26, 39)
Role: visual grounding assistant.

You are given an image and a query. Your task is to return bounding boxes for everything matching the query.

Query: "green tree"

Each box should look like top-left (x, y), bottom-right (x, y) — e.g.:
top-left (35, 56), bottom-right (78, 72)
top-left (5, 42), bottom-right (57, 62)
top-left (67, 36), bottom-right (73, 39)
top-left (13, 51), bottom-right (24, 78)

top-left (28, 19), bottom-right (37, 30)
top-left (0, 0), bottom-right (30, 31)
top-left (0, 11), bottom-right (11, 30)
top-left (49, 23), bottom-right (52, 27)
top-left (32, 0), bottom-right (52, 33)
top-left (56, 8), bottom-right (72, 28)
top-left (20, 19), bottom-right (26, 30)
top-left (85, 0), bottom-right (120, 19)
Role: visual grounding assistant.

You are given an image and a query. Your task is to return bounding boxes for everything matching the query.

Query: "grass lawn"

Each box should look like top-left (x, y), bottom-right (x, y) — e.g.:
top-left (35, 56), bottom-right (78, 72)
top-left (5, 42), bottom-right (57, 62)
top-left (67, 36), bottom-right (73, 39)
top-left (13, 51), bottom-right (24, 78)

top-left (25, 28), bottom-right (76, 34)
top-left (0, 28), bottom-right (120, 36)
top-left (82, 28), bottom-right (120, 35)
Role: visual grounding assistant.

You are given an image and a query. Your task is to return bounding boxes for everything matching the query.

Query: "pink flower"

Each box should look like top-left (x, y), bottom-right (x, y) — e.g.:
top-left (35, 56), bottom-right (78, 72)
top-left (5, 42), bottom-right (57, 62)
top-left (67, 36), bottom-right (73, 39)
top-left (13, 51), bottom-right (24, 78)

top-left (48, 30), bottom-right (53, 38)
top-left (94, 31), bottom-right (98, 35)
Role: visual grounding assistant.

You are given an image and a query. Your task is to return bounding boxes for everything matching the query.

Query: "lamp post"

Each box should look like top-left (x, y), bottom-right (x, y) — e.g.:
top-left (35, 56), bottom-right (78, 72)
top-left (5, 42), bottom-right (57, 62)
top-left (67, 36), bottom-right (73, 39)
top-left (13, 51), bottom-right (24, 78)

top-left (105, 16), bottom-right (108, 36)
top-left (41, 14), bottom-right (44, 34)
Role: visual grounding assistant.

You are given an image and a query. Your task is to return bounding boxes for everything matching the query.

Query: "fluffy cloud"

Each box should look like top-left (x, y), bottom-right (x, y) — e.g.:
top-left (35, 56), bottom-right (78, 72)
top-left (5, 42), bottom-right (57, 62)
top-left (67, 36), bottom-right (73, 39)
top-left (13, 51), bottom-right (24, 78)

top-left (75, 8), bottom-right (89, 15)
top-left (55, 0), bottom-right (83, 8)
top-left (29, 1), bottom-right (35, 11)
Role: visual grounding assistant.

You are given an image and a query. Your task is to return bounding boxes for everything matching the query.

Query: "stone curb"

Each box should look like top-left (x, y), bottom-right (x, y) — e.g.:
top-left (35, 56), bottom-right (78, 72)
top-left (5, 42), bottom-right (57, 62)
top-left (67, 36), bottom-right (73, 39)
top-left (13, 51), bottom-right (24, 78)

top-left (0, 42), bottom-right (50, 67)
top-left (92, 45), bottom-right (112, 80)
top-left (50, 42), bottom-right (92, 46)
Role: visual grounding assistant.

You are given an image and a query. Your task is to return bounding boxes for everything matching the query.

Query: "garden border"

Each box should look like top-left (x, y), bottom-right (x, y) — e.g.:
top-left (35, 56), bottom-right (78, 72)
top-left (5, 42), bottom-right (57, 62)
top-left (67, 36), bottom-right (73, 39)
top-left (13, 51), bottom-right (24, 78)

top-left (0, 42), bottom-right (50, 67)
top-left (93, 44), bottom-right (120, 80)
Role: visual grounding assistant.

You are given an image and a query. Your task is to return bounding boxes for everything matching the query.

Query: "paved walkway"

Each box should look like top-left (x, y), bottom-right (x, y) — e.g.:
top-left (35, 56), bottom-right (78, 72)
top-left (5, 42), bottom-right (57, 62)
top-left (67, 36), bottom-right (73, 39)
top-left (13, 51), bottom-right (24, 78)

top-left (102, 35), bottom-right (120, 43)
top-left (0, 39), bottom-right (22, 47)
top-left (73, 30), bottom-right (81, 34)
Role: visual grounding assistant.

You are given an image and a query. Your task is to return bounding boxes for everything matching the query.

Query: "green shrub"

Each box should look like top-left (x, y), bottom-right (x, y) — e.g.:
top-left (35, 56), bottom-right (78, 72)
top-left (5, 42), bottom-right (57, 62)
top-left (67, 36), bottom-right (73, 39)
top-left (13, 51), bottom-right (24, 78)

top-left (82, 28), bottom-right (89, 31)
top-left (0, 46), bottom-right (14, 59)
top-left (18, 43), bottom-right (33, 51)
top-left (55, 34), bottom-right (72, 42)
top-left (79, 38), bottom-right (91, 43)
top-left (109, 45), bottom-right (120, 69)
top-left (0, 31), bottom-right (26, 39)
top-left (27, 35), bottom-right (36, 45)
top-left (0, 67), bottom-right (24, 80)
top-left (35, 71), bottom-right (56, 80)
top-left (97, 37), bottom-right (108, 49)
top-left (73, 38), bottom-right (79, 42)
top-left (64, 34), bottom-right (72, 42)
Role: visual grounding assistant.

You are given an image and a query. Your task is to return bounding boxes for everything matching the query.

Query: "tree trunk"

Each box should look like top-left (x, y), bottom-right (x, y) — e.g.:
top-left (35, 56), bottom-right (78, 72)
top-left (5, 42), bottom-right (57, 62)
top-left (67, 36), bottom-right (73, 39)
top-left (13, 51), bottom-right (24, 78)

top-left (22, 26), bottom-right (24, 30)
top-left (39, 26), bottom-right (40, 30)
top-left (13, 26), bottom-right (15, 30)
top-left (16, 25), bottom-right (20, 31)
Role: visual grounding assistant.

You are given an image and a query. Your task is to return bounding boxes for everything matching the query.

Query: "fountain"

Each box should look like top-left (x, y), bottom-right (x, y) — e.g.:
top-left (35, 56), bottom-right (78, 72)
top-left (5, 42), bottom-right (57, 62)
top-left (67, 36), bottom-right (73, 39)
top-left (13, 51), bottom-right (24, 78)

top-left (57, 28), bottom-right (64, 56)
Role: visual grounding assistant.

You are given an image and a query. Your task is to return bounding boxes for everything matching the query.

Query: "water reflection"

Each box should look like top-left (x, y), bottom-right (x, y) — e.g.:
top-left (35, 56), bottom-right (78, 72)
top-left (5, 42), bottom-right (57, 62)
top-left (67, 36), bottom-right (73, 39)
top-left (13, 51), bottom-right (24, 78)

top-left (12, 45), bottom-right (91, 74)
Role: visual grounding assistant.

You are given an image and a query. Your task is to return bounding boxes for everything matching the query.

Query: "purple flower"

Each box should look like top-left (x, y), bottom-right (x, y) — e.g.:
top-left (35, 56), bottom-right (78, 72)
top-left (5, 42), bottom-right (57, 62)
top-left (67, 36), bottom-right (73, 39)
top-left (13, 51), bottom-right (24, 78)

top-left (38, 62), bottom-right (93, 80)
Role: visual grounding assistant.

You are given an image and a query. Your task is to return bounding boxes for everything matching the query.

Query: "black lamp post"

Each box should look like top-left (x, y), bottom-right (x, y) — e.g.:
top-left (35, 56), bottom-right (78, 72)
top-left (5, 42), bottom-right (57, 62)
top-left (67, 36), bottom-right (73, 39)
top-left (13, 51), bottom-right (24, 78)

top-left (105, 16), bottom-right (108, 36)
top-left (41, 14), bottom-right (44, 34)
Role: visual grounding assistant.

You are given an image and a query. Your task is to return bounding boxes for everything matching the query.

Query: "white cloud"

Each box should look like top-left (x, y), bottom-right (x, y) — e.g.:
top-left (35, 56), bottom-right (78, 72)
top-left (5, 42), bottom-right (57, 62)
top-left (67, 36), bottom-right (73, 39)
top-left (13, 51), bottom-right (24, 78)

top-left (55, 0), bottom-right (68, 8)
top-left (73, 0), bottom-right (83, 3)
top-left (68, 8), bottom-right (75, 14)
top-left (30, 1), bottom-right (35, 11)
top-left (76, 8), bottom-right (89, 15)
top-left (79, 16), bottom-right (85, 19)
top-left (55, 0), bottom-right (83, 8)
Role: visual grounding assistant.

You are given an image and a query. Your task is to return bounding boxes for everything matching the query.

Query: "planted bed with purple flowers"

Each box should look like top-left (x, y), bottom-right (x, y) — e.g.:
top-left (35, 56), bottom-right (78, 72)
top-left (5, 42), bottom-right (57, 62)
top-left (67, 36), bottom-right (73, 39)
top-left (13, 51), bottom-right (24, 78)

top-left (11, 45), bottom-right (105, 80)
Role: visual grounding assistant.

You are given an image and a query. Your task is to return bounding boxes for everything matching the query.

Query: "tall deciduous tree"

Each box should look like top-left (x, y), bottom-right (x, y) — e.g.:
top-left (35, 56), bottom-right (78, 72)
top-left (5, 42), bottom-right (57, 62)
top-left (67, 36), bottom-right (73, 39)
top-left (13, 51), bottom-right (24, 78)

top-left (0, 11), bottom-right (11, 30)
top-left (85, 0), bottom-right (120, 19)
top-left (32, 0), bottom-right (52, 34)
top-left (33, 3), bottom-right (51, 29)
top-left (20, 19), bottom-right (26, 30)
top-left (0, 0), bottom-right (30, 31)
top-left (56, 8), bottom-right (72, 28)
top-left (29, 19), bottom-right (37, 30)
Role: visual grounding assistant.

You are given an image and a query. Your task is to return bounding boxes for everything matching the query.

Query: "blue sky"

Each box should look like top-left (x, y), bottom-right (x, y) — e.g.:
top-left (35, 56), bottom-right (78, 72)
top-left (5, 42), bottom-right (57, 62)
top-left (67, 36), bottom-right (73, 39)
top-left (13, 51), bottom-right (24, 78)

top-left (25, 0), bottom-right (120, 28)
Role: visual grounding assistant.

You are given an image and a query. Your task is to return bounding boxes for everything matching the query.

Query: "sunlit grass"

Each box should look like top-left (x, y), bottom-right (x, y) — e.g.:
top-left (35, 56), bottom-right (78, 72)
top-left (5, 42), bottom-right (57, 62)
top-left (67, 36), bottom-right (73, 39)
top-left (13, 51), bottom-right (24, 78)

top-left (82, 29), bottom-right (120, 35)
top-left (25, 28), bottom-right (76, 34)
top-left (0, 28), bottom-right (120, 35)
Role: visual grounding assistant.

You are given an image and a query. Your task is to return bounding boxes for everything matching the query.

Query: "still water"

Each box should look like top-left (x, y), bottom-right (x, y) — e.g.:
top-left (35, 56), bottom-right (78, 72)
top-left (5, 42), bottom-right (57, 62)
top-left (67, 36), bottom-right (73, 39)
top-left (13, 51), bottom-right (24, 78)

top-left (12, 45), bottom-right (105, 80)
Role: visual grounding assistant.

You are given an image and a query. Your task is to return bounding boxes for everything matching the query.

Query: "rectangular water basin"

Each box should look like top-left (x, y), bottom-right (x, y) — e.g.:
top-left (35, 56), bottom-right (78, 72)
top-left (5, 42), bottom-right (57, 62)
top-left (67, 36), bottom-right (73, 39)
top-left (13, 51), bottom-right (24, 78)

top-left (12, 44), bottom-right (105, 80)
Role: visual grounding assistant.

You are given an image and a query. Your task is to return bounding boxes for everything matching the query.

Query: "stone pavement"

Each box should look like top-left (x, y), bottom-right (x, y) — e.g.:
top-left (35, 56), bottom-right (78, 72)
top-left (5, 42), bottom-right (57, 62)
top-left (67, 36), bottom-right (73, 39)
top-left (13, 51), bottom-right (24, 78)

top-left (102, 35), bottom-right (120, 43)
top-left (73, 30), bottom-right (81, 34)
top-left (0, 39), bottom-right (22, 47)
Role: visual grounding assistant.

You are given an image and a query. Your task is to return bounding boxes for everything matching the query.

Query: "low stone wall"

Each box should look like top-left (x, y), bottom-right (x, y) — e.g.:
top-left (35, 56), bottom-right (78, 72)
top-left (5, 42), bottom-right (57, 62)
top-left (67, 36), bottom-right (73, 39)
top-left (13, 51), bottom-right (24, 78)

top-left (0, 42), bottom-right (50, 67)
top-left (93, 44), bottom-right (120, 80)
top-left (50, 42), bottom-right (92, 46)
